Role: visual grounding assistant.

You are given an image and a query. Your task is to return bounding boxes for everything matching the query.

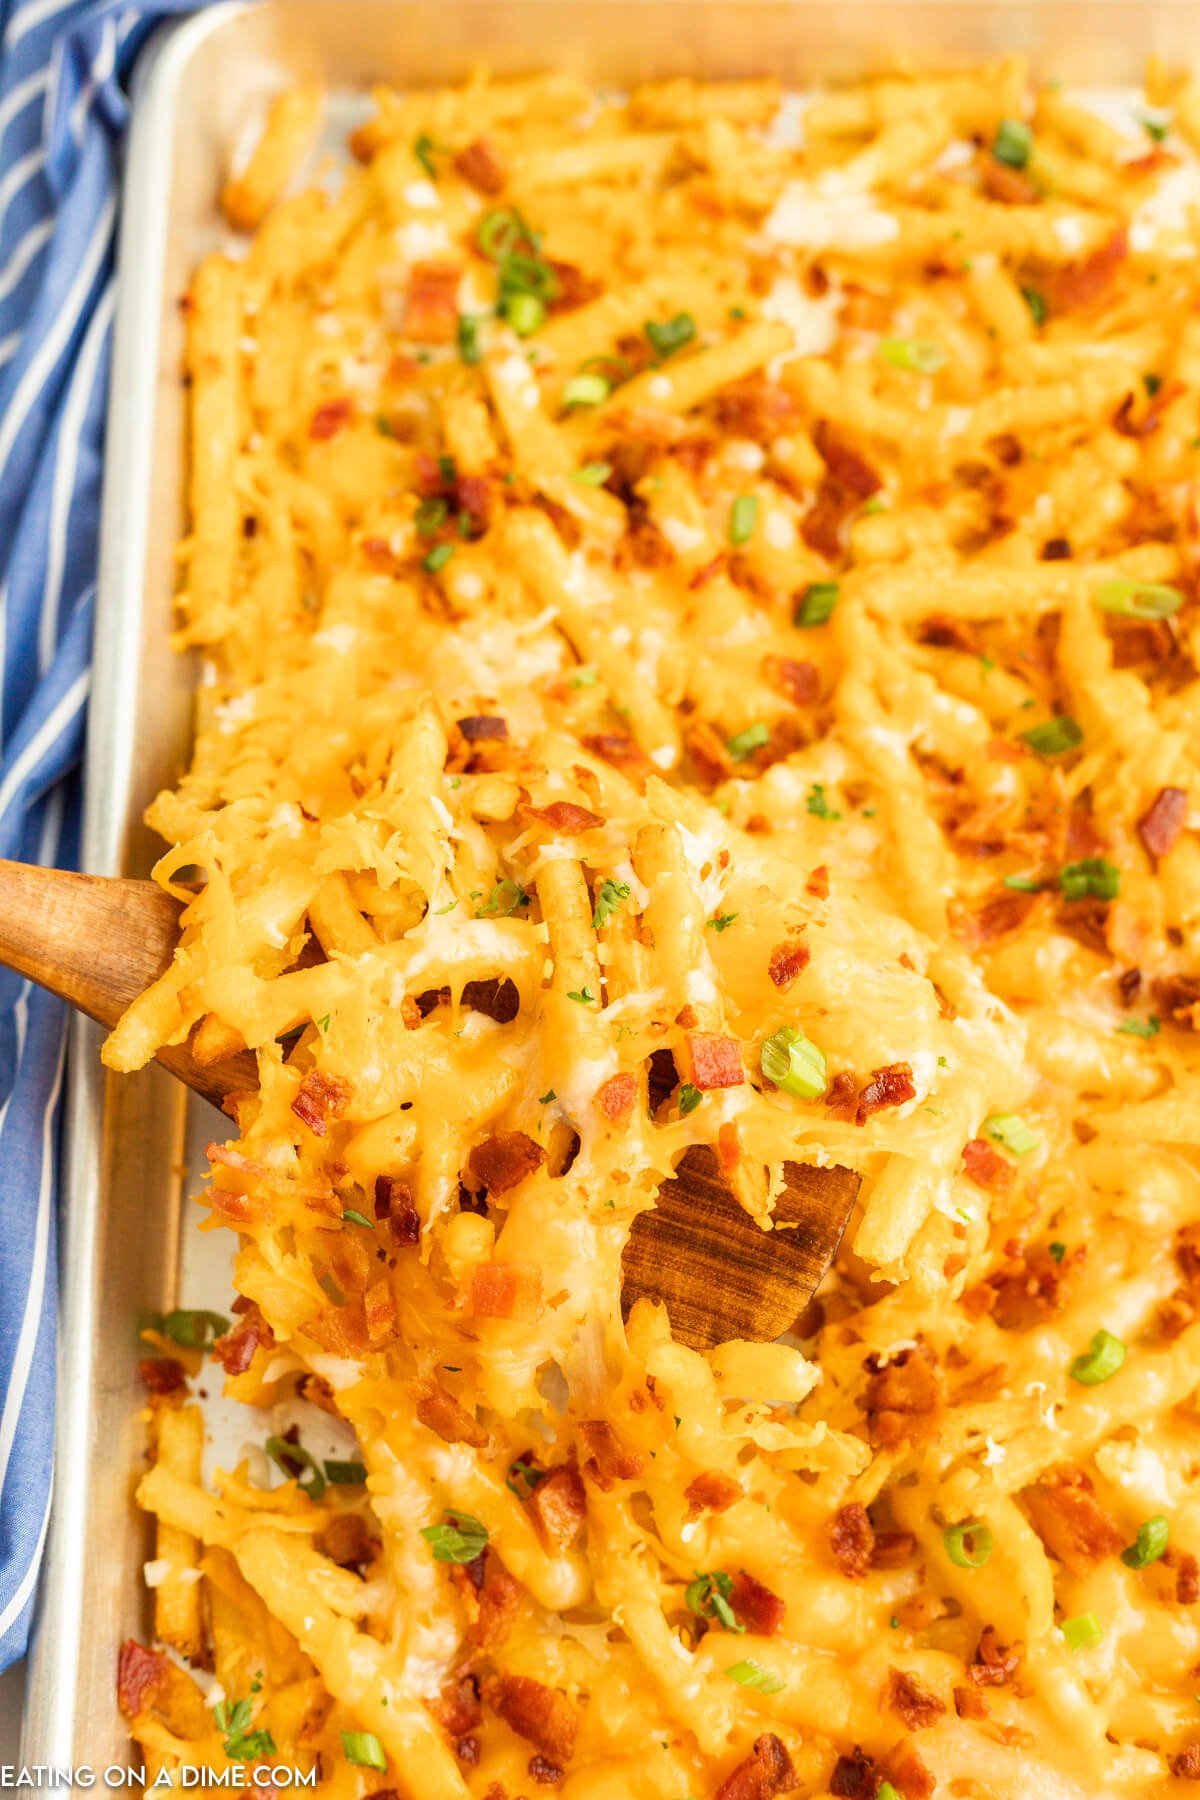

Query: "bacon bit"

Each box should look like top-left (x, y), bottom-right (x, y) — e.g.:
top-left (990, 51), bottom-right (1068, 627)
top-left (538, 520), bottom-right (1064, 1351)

top-left (582, 731), bottom-right (652, 780)
top-left (763, 654), bottom-right (820, 707)
top-left (816, 424), bottom-right (882, 499)
top-left (824, 1071), bottom-right (860, 1123)
top-left (1138, 785), bottom-right (1188, 858)
top-left (954, 1684), bottom-right (988, 1720)
top-left (1041, 535), bottom-right (1072, 561)
top-left (871, 1531), bottom-right (917, 1571)
top-left (519, 800), bottom-right (605, 833)
top-left (309, 398), bottom-right (354, 441)
top-left (680, 1032), bottom-right (745, 1091)
top-left (291, 1070), bottom-right (353, 1138)
top-left (919, 613), bottom-right (980, 654)
top-left (1111, 619), bottom-right (1175, 668)
top-left (467, 1263), bottom-right (543, 1322)
top-left (714, 1733), bottom-right (797, 1800)
top-left (886, 1668), bottom-right (945, 1731)
top-left (304, 1299), bottom-right (370, 1357)
top-left (458, 715), bottom-right (508, 742)
top-left (433, 1671), bottom-right (482, 1739)
top-left (595, 1071), bottom-right (638, 1124)
top-left (1177, 1225), bottom-right (1200, 1301)
top-left (882, 1743), bottom-right (934, 1800)
top-left (415, 1379), bottom-right (488, 1447)
top-left (716, 1121), bottom-right (742, 1180)
top-left (685, 1470), bottom-right (742, 1514)
top-left (462, 977), bottom-right (521, 1023)
top-left (864, 1345), bottom-right (939, 1448)
top-left (320, 1511), bottom-right (378, 1571)
top-left (117, 1641), bottom-right (168, 1720)
top-left (487, 1674), bottom-right (578, 1763)
top-left (855, 1063), bottom-right (915, 1124)
top-left (729, 1571), bottom-right (786, 1636)
top-left (685, 720), bottom-right (736, 786)
top-left (801, 480), bottom-right (855, 558)
top-left (807, 864), bottom-right (830, 899)
top-left (965, 1240), bottom-right (1082, 1329)
top-left (949, 886), bottom-right (1037, 947)
top-left (295, 1372), bottom-right (338, 1414)
top-left (454, 137), bottom-right (508, 194)
top-left (457, 472), bottom-right (493, 528)
top-left (1115, 379), bottom-right (1183, 437)
top-left (212, 1302), bottom-right (275, 1376)
top-left (1044, 227), bottom-right (1128, 314)
top-left (1023, 1465), bottom-right (1124, 1574)
top-left (1171, 1747), bottom-right (1200, 1780)
top-left (545, 259), bottom-right (603, 315)
top-left (139, 1357), bottom-right (186, 1396)
top-left (768, 941), bottom-right (811, 990)
top-left (715, 378), bottom-right (802, 442)
top-left (403, 262), bottom-right (462, 343)
top-left (528, 1465), bottom-right (587, 1550)
top-left (1178, 1553), bottom-right (1200, 1605)
top-left (829, 1748), bottom-right (877, 1798)
top-left (361, 536), bottom-right (405, 575)
top-left (469, 1549), bottom-right (523, 1650)
top-left (966, 1626), bottom-right (1022, 1688)
top-left (579, 1420), bottom-right (646, 1488)
top-left (1153, 973), bottom-right (1200, 1028)
top-left (690, 552), bottom-right (727, 590)
top-left (961, 1137), bottom-right (1015, 1193)
top-left (361, 1278), bottom-right (395, 1346)
top-left (829, 1502), bottom-right (875, 1578)
top-left (980, 153), bottom-right (1040, 204)
top-left (469, 1131), bottom-right (546, 1194)
top-left (375, 1175), bottom-right (421, 1246)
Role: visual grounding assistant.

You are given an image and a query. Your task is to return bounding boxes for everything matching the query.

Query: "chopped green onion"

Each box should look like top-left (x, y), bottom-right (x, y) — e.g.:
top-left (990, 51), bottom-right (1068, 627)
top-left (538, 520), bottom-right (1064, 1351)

top-left (993, 117), bottom-right (1034, 168)
top-left (563, 372), bottom-right (610, 409)
top-left (1021, 285), bottom-right (1047, 325)
top-left (413, 132), bottom-right (438, 178)
top-left (415, 497), bottom-right (448, 537)
top-left (420, 1512), bottom-right (489, 1563)
top-left (1144, 372), bottom-right (1163, 397)
top-left (476, 206), bottom-right (527, 261)
top-left (1003, 873), bottom-right (1044, 892)
top-left (794, 581), bottom-right (839, 627)
top-left (879, 337), bottom-right (944, 374)
top-left (506, 1457), bottom-right (546, 1498)
top-left (727, 721), bottom-right (770, 761)
top-left (341, 1730), bottom-right (388, 1771)
top-left (1118, 1014), bottom-right (1160, 1038)
top-left (1048, 1241), bottom-right (1067, 1262)
top-left (423, 542), bottom-right (455, 574)
top-left (159, 1309), bottom-right (230, 1350)
top-left (1070, 1329), bottom-right (1127, 1386)
top-left (1061, 1612), bottom-right (1104, 1651)
top-left (592, 877), bottom-right (631, 930)
top-left (877, 1787), bottom-right (901, 1800)
top-left (574, 461), bottom-right (612, 486)
top-left (644, 312), bottom-right (696, 359)
top-left (341, 1208), bottom-right (374, 1229)
top-left (505, 291), bottom-right (545, 337)
top-left (730, 493), bottom-right (759, 546)
top-left (726, 1658), bottom-right (785, 1695)
top-left (215, 1695), bottom-right (275, 1762)
top-left (1140, 112), bottom-right (1170, 143)
top-left (943, 1519), bottom-right (993, 1568)
top-left (1059, 857), bottom-right (1121, 902)
top-left (806, 782), bottom-right (842, 821)
top-left (567, 988), bottom-right (595, 1004)
top-left (982, 1113), bottom-right (1039, 1155)
top-left (1020, 715), bottom-right (1082, 756)
top-left (538, 1089), bottom-right (556, 1105)
top-left (324, 1458), bottom-right (367, 1485)
top-left (1095, 578), bottom-right (1183, 620)
top-left (265, 1435), bottom-right (327, 1501)
top-left (760, 1027), bottom-right (827, 1100)
top-left (475, 878), bottom-right (530, 919)
top-left (685, 1571), bottom-right (745, 1632)
top-left (707, 913), bottom-right (739, 932)
top-left (1122, 1515), bottom-right (1169, 1569)
top-left (457, 313), bottom-right (482, 365)
top-left (678, 1083), bottom-right (703, 1115)
top-left (316, 1013), bottom-right (331, 1033)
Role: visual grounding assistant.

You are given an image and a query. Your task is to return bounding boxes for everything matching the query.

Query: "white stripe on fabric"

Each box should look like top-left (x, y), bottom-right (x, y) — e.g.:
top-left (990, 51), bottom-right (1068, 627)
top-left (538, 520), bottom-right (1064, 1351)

top-left (0, 667), bottom-right (89, 822)
top-left (0, 218), bottom-right (53, 307)
top-left (0, 147), bottom-right (46, 227)
top-left (4, 0), bottom-right (81, 52)
top-left (38, 282), bottom-right (114, 672)
top-left (0, 191), bottom-right (114, 490)
top-left (0, 1493), bottom-right (51, 1646)
top-left (68, 15), bottom-right (116, 145)
top-left (0, 331), bottom-right (20, 369)
top-left (0, 65), bottom-right (49, 145)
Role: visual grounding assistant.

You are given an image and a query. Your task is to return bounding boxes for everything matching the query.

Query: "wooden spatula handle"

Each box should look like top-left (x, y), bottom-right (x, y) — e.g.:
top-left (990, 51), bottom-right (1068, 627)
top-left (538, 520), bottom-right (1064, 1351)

top-left (0, 858), bottom-right (181, 1028)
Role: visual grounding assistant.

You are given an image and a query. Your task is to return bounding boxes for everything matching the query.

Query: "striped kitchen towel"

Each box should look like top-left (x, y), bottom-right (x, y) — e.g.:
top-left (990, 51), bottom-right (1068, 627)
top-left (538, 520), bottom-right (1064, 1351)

top-left (0, 0), bottom-right (199, 1670)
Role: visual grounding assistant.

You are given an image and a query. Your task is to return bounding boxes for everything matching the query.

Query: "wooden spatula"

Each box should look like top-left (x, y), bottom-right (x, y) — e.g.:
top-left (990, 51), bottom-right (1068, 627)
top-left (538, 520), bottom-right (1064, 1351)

top-left (0, 857), bottom-right (860, 1344)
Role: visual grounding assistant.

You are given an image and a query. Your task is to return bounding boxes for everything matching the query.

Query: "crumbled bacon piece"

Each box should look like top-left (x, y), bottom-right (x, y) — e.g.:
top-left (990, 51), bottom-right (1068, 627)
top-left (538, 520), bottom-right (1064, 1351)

top-left (467, 1263), bottom-right (543, 1321)
top-left (309, 397), bottom-right (354, 441)
top-left (1044, 227), bottom-right (1128, 314)
top-left (545, 259), bottom-right (602, 314)
top-left (456, 472), bottom-right (493, 527)
top-left (817, 425), bottom-right (882, 499)
top-left (679, 1032), bottom-right (744, 1091)
top-left (980, 153), bottom-right (1040, 204)
top-left (363, 1277), bottom-right (396, 1346)
top-left (966, 1626), bottom-right (1022, 1688)
top-left (1154, 973), bottom-right (1200, 1028)
top-left (768, 941), bottom-right (810, 990)
top-left (1138, 785), bottom-right (1188, 859)
top-left (965, 1240), bottom-right (1082, 1329)
top-left (882, 1743), bottom-right (934, 1800)
top-left (685, 1470), bottom-right (742, 1514)
top-left (454, 137), bottom-right (507, 194)
top-left (1115, 379), bottom-right (1183, 438)
top-left (729, 1571), bottom-right (786, 1636)
top-left (871, 1530), bottom-right (917, 1570)
top-left (291, 1069), bottom-right (353, 1138)
top-left (212, 1301), bottom-right (275, 1376)
top-left (595, 1071), bottom-right (638, 1124)
top-left (864, 1346), bottom-right (939, 1448)
top-left (830, 1748), bottom-right (877, 1798)
top-left (830, 1502), bottom-right (875, 1578)
top-left (519, 800), bottom-right (605, 833)
top-left (1171, 1746), bottom-right (1200, 1779)
top-left (919, 613), bottom-right (980, 653)
top-left (580, 1420), bottom-right (645, 1488)
top-left (528, 1465), bottom-right (587, 1550)
top-left (855, 1063), bottom-right (915, 1123)
top-left (763, 654), bottom-right (820, 707)
top-left (807, 864), bottom-right (829, 899)
top-left (433, 1671), bottom-right (482, 1738)
top-left (305, 1298), bottom-right (370, 1356)
top-left (415, 1379), bottom-right (487, 1447)
top-left (714, 1733), bottom-right (798, 1800)
top-left (320, 1511), bottom-right (378, 1571)
top-left (1023, 1465), bottom-right (1124, 1574)
top-left (582, 731), bottom-right (651, 779)
top-left (457, 714), bottom-right (508, 741)
top-left (403, 261), bottom-right (462, 342)
top-left (467, 1549), bottom-right (523, 1649)
top-left (488, 1674), bottom-right (578, 1762)
top-left (1177, 1552), bottom-right (1200, 1605)
top-left (961, 1136), bottom-right (1015, 1193)
top-left (375, 1175), bottom-right (420, 1245)
top-left (117, 1641), bottom-right (168, 1720)
top-left (139, 1357), bottom-right (187, 1396)
top-left (886, 1667), bottom-right (945, 1731)
top-left (949, 886), bottom-right (1037, 946)
top-left (469, 1131), bottom-right (545, 1194)
top-left (715, 378), bottom-right (802, 442)
top-left (954, 1683), bottom-right (988, 1720)
top-left (690, 552), bottom-right (727, 590)
top-left (685, 720), bottom-right (736, 786)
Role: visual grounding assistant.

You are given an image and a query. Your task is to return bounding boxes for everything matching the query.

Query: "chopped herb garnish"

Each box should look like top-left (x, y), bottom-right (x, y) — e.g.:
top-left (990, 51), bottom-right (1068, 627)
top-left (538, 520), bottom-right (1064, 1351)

top-left (457, 313), bottom-right (482, 365)
top-left (794, 580), bottom-right (839, 627)
top-left (1117, 1014), bottom-right (1160, 1038)
top-left (730, 493), bottom-right (759, 546)
top-left (158, 1308), bottom-right (229, 1350)
top-left (570, 666), bottom-right (599, 687)
top-left (1095, 577), bottom-right (1182, 620)
top-left (1059, 857), bottom-right (1120, 902)
top-left (727, 721), bottom-right (770, 761)
top-left (707, 912), bottom-right (738, 932)
top-left (1122, 1515), bottom-right (1169, 1569)
top-left (341, 1730), bottom-right (388, 1771)
top-left (538, 1089), bottom-right (557, 1104)
top-left (573, 461), bottom-right (613, 486)
top-left (685, 1571), bottom-right (745, 1632)
top-left (421, 1512), bottom-right (489, 1563)
top-left (341, 1208), bottom-right (374, 1229)
top-left (475, 878), bottom-right (531, 919)
top-left (563, 372), bottom-right (611, 409)
top-left (1049, 1241), bottom-right (1067, 1262)
top-left (879, 337), bottom-right (944, 374)
top-left (415, 497), bottom-right (448, 537)
top-left (644, 312), bottom-right (696, 359)
top-left (567, 988), bottom-right (595, 1005)
top-left (506, 291), bottom-right (545, 337)
top-left (324, 1458), bottom-right (367, 1485)
top-left (1061, 1612), bottom-right (1104, 1651)
top-left (726, 1658), bottom-right (785, 1695)
top-left (877, 1786), bottom-right (901, 1800)
top-left (1021, 285), bottom-right (1047, 325)
top-left (1144, 372), bottom-right (1163, 397)
top-left (215, 1696), bottom-right (276, 1764)
top-left (1069, 1329), bottom-right (1127, 1386)
top-left (506, 1457), bottom-right (547, 1498)
top-left (1140, 111), bottom-right (1170, 143)
top-left (983, 1113), bottom-right (1038, 1155)
top-left (375, 413), bottom-right (397, 437)
top-left (413, 132), bottom-right (438, 177)
top-left (993, 116), bottom-right (1034, 168)
top-left (943, 1519), bottom-right (993, 1568)
top-left (1004, 873), bottom-right (1044, 892)
top-left (677, 1083), bottom-right (703, 1115)
top-left (760, 1026), bottom-right (827, 1100)
top-left (264, 1435), bottom-right (327, 1501)
top-left (1020, 715), bottom-right (1082, 756)
top-left (592, 877), bottom-right (631, 930)
top-left (434, 899), bottom-right (458, 914)
top-left (423, 542), bottom-right (455, 573)
top-left (806, 782), bottom-right (842, 820)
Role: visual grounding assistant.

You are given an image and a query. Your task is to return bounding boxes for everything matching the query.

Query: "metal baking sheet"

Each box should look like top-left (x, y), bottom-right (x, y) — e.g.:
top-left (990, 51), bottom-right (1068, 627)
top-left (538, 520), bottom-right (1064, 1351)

top-left (20, 0), bottom-right (1199, 1766)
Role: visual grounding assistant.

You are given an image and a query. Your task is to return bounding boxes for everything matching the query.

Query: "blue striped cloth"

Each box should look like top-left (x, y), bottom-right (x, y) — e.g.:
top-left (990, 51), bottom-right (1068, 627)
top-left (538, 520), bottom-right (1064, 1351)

top-left (0, 0), bottom-right (197, 1670)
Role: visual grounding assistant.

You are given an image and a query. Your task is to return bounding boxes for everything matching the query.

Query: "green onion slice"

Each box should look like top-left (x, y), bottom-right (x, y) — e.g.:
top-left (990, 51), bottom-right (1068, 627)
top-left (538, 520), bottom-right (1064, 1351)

top-left (1117, 1014), bottom-right (1160, 1038)
top-left (1061, 1611), bottom-right (1104, 1650)
top-left (563, 372), bottom-right (611, 409)
top-left (340, 1208), bottom-right (374, 1229)
top-left (341, 1730), bottom-right (388, 1770)
top-left (982, 1113), bottom-right (1038, 1155)
top-left (1021, 285), bottom-right (1047, 325)
top-left (794, 581), bottom-right (839, 628)
top-left (730, 493), bottom-right (759, 546)
top-left (727, 721), bottom-right (770, 761)
top-left (943, 1519), bottom-right (993, 1568)
top-left (993, 117), bottom-right (1034, 167)
top-left (476, 206), bottom-right (528, 261)
top-left (760, 1027), bottom-right (827, 1100)
top-left (1020, 715), bottom-right (1082, 756)
top-left (726, 1658), bottom-right (785, 1694)
top-left (457, 314), bottom-right (482, 365)
top-left (644, 312), bottom-right (696, 359)
top-left (677, 1083), bottom-right (703, 1115)
top-left (265, 1435), bottom-right (327, 1501)
top-left (159, 1309), bottom-right (229, 1350)
top-left (1094, 578), bottom-right (1183, 620)
top-left (420, 1512), bottom-right (489, 1563)
top-left (423, 542), bottom-right (455, 573)
top-left (880, 337), bottom-right (944, 374)
top-left (573, 460), bottom-right (612, 486)
top-left (324, 1459), bottom-right (367, 1485)
top-left (1069, 1329), bottom-right (1127, 1386)
top-left (1121, 1514), bottom-right (1169, 1569)
top-left (685, 1571), bottom-right (745, 1632)
top-left (1059, 857), bottom-right (1121, 902)
top-left (505, 292), bottom-right (545, 337)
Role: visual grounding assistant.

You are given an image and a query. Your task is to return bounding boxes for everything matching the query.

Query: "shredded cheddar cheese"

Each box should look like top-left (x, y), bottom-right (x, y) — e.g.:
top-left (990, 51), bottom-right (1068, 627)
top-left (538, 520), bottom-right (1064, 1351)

top-left (115, 58), bottom-right (1200, 1800)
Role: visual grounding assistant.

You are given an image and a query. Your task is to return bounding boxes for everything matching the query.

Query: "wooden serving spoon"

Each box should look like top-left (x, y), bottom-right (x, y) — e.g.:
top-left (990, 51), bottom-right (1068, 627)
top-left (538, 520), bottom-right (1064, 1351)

top-left (0, 858), bottom-right (859, 1347)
